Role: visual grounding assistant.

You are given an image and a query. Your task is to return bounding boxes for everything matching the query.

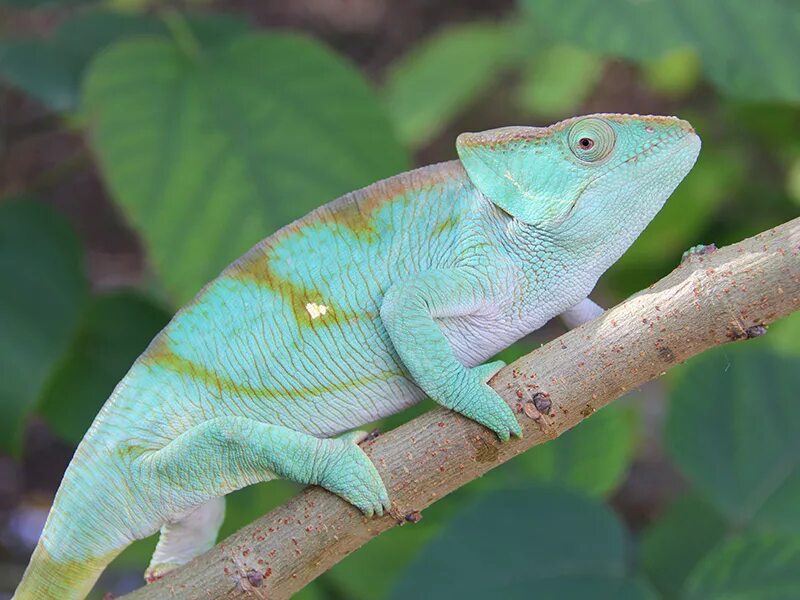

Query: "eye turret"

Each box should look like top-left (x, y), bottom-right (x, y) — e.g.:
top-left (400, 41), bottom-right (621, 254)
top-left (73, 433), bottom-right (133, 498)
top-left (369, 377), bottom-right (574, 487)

top-left (568, 117), bottom-right (616, 163)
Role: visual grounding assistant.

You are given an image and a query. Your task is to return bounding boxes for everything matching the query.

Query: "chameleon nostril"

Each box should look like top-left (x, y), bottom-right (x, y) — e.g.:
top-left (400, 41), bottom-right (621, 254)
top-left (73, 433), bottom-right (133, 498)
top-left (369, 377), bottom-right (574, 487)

top-left (645, 126), bottom-right (655, 133)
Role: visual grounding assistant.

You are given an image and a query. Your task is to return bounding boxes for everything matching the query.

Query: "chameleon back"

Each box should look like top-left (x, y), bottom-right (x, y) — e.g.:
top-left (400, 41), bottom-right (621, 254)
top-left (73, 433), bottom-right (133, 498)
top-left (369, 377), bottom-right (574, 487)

top-left (110, 161), bottom-right (497, 446)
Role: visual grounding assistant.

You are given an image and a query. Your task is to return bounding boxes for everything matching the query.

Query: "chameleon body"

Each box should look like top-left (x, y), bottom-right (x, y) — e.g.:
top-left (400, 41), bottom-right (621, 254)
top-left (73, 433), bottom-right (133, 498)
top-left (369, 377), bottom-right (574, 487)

top-left (14, 113), bottom-right (700, 599)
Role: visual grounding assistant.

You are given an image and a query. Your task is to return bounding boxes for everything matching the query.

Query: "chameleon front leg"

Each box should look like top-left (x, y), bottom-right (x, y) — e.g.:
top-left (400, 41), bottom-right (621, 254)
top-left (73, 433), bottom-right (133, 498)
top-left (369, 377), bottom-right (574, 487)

top-left (380, 267), bottom-right (521, 441)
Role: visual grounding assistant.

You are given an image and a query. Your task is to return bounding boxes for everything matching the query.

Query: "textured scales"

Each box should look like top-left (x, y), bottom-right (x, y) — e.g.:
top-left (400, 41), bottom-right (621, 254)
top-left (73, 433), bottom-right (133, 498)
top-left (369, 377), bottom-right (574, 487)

top-left (14, 113), bottom-right (701, 599)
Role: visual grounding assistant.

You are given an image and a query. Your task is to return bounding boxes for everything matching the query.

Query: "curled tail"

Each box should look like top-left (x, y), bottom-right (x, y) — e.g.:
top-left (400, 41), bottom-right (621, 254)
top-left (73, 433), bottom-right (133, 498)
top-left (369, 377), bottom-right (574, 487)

top-left (12, 539), bottom-right (120, 600)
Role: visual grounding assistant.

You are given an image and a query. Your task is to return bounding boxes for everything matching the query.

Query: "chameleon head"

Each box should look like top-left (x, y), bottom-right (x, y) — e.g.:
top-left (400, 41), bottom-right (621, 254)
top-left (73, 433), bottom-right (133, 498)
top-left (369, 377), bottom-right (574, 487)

top-left (456, 113), bottom-right (701, 267)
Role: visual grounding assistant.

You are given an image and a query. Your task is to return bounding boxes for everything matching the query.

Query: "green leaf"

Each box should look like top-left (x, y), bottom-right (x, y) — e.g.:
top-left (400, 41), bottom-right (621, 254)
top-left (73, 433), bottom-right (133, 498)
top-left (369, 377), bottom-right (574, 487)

top-left (388, 485), bottom-right (656, 600)
top-left (517, 44), bottom-right (603, 118)
top-left (641, 494), bottom-right (729, 599)
top-left (684, 533), bottom-right (800, 600)
top-left (520, 0), bottom-right (800, 102)
top-left (37, 292), bottom-right (170, 445)
top-left (0, 11), bottom-right (249, 112)
top-left (0, 199), bottom-right (87, 454)
top-left (665, 346), bottom-right (800, 533)
top-left (84, 32), bottom-right (409, 304)
top-left (515, 404), bottom-right (638, 497)
top-left (0, 12), bottom-right (159, 111)
top-left (383, 22), bottom-right (513, 148)
top-left (769, 311), bottom-right (800, 357)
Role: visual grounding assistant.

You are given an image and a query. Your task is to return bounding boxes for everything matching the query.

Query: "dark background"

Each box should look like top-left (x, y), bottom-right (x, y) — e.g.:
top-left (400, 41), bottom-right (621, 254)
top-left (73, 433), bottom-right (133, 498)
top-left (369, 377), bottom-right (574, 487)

top-left (0, 1), bottom-right (798, 598)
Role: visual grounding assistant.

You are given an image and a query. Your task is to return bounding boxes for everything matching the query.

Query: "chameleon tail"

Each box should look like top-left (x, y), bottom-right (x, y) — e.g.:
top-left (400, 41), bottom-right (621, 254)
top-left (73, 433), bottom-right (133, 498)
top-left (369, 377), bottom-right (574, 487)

top-left (12, 453), bottom-right (132, 600)
top-left (12, 538), bottom-right (120, 600)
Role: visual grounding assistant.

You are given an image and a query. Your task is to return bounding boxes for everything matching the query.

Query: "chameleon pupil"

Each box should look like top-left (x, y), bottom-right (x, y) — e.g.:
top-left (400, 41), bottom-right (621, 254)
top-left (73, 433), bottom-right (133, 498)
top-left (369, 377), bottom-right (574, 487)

top-left (579, 138), bottom-right (594, 149)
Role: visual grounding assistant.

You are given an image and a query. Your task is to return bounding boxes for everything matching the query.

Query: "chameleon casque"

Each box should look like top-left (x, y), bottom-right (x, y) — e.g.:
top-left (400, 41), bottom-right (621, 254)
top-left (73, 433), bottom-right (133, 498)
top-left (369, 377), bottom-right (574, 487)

top-left (14, 113), bottom-right (700, 598)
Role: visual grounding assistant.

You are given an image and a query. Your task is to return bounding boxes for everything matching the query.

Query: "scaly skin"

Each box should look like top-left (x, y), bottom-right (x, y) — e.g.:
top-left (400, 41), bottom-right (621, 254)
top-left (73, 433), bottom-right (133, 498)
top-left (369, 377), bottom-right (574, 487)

top-left (13, 113), bottom-right (701, 599)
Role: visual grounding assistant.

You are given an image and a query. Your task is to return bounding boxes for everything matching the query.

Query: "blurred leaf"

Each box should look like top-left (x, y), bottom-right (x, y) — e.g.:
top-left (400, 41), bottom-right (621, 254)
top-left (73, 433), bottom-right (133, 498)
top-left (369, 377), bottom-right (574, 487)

top-left (641, 493), bottom-right (728, 599)
top-left (0, 199), bottom-right (87, 454)
top-left (517, 44), bottom-right (603, 117)
top-left (0, 11), bottom-right (250, 112)
top-left (0, 13), bottom-right (160, 112)
top-left (388, 485), bottom-right (656, 599)
top-left (37, 292), bottom-right (170, 445)
top-left (787, 156), bottom-right (800, 207)
top-left (769, 311), bottom-right (800, 357)
top-left (383, 22), bottom-right (513, 148)
top-left (520, 0), bottom-right (800, 102)
top-left (84, 32), bottom-right (409, 304)
top-left (683, 533), bottom-right (800, 600)
top-left (515, 404), bottom-right (638, 497)
top-left (642, 47), bottom-right (701, 98)
top-left (666, 346), bottom-right (800, 533)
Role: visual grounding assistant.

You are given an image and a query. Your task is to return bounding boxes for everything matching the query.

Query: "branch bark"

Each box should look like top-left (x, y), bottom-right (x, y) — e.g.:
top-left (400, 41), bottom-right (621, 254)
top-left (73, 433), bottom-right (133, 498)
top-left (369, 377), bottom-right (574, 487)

top-left (121, 217), bottom-right (800, 600)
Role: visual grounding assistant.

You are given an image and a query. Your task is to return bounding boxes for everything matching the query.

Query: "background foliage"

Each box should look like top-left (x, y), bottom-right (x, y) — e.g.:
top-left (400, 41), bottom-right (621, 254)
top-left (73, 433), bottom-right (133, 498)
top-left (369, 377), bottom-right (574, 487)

top-left (0, 1), bottom-right (798, 599)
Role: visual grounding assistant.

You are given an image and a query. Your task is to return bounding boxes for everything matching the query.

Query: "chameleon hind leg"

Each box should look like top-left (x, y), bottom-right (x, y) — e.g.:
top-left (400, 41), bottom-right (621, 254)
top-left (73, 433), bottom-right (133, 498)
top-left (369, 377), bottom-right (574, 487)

top-left (140, 417), bottom-right (389, 536)
top-left (145, 496), bottom-right (225, 582)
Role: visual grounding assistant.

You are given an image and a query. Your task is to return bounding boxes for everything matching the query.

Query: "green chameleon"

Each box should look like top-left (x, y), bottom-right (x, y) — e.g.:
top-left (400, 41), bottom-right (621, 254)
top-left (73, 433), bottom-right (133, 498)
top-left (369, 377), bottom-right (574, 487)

top-left (14, 113), bottom-right (700, 599)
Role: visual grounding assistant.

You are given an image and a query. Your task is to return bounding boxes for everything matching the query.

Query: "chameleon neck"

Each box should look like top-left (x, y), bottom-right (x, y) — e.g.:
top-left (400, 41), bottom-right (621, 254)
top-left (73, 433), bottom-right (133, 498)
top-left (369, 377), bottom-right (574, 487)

top-left (494, 210), bottom-right (609, 313)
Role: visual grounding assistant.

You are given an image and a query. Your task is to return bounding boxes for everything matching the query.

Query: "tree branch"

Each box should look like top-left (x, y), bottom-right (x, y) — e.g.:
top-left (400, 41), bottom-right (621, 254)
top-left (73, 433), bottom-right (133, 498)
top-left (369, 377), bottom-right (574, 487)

top-left (121, 217), bottom-right (800, 600)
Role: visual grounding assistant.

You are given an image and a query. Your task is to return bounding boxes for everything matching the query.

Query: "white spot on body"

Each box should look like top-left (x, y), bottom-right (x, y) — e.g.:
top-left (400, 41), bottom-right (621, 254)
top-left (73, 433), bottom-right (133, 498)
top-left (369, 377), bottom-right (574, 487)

top-left (305, 302), bottom-right (329, 320)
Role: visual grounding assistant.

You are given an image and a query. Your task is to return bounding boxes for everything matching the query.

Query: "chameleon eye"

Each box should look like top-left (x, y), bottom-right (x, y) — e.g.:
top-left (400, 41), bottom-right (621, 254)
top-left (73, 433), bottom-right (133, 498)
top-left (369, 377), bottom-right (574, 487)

top-left (568, 118), bottom-right (615, 163)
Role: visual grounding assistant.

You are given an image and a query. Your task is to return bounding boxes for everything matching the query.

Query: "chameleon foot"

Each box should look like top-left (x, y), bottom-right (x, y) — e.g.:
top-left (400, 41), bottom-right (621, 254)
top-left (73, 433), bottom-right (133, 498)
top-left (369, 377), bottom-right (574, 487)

top-left (453, 360), bottom-right (521, 442)
top-left (681, 243), bottom-right (717, 264)
top-left (145, 563), bottom-right (179, 583)
top-left (317, 432), bottom-right (390, 517)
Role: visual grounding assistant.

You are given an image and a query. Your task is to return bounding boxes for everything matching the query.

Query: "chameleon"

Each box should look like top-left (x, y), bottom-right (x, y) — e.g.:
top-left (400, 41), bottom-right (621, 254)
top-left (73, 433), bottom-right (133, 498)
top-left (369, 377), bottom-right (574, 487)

top-left (14, 113), bottom-right (700, 599)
